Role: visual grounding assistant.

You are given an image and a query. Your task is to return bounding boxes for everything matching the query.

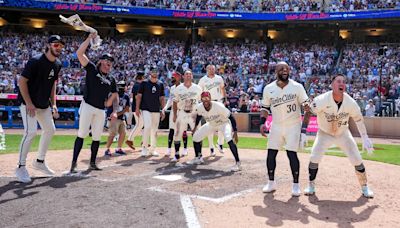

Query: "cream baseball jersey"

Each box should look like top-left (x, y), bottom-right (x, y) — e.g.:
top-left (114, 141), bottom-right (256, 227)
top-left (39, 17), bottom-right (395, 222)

top-left (196, 101), bottom-right (230, 127)
top-left (198, 75), bottom-right (224, 101)
top-left (311, 91), bottom-right (363, 136)
top-left (173, 83), bottom-right (202, 112)
top-left (261, 79), bottom-right (309, 125)
top-left (164, 84), bottom-right (177, 110)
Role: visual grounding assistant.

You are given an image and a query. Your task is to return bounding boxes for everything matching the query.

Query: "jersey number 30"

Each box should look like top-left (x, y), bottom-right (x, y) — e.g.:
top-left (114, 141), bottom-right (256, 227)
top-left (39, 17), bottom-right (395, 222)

top-left (287, 104), bottom-right (296, 113)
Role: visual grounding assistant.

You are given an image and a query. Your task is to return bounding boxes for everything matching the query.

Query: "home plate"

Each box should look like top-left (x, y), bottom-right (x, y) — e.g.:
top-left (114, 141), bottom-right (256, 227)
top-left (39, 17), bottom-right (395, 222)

top-left (153, 174), bottom-right (182, 181)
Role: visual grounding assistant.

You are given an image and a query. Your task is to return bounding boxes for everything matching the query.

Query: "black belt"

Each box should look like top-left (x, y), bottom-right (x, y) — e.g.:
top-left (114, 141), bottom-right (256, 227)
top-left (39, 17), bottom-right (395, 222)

top-left (184, 110), bottom-right (191, 113)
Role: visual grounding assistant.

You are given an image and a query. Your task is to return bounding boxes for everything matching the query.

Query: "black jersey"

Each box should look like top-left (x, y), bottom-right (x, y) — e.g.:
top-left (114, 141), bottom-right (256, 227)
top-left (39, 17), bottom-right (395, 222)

top-left (138, 80), bottom-right (165, 112)
top-left (83, 62), bottom-right (117, 110)
top-left (17, 54), bottom-right (62, 109)
top-left (107, 93), bottom-right (130, 120)
top-left (131, 82), bottom-right (141, 110)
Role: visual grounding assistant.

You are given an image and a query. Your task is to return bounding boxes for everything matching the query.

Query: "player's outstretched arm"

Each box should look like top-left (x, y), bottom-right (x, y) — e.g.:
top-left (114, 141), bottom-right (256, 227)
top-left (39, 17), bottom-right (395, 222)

top-left (355, 118), bottom-right (374, 155)
top-left (76, 33), bottom-right (97, 67)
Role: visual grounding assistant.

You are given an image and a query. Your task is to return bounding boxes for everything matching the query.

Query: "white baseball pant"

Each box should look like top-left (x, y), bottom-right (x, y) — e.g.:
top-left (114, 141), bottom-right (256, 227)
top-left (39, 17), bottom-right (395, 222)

top-left (169, 110), bottom-right (177, 130)
top-left (310, 129), bottom-right (363, 166)
top-left (142, 110), bottom-right (160, 150)
top-left (193, 122), bottom-right (233, 143)
top-left (127, 111), bottom-right (144, 141)
top-left (268, 122), bottom-right (301, 152)
top-left (77, 100), bottom-right (105, 141)
top-left (18, 104), bottom-right (56, 166)
top-left (174, 110), bottom-right (195, 142)
top-left (126, 108), bottom-right (133, 126)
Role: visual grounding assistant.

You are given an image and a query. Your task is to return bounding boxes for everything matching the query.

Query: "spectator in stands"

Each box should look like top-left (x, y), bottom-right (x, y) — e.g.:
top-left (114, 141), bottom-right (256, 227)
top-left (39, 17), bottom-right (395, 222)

top-left (365, 99), bottom-right (376, 117)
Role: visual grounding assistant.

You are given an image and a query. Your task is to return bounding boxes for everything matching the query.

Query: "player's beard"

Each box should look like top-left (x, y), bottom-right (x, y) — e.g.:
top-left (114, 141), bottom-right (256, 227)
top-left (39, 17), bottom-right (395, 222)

top-left (50, 47), bottom-right (61, 58)
top-left (277, 73), bottom-right (289, 82)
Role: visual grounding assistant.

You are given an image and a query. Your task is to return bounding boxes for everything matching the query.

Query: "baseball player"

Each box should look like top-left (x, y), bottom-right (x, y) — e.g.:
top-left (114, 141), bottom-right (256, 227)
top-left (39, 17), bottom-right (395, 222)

top-left (260, 61), bottom-right (309, 197)
top-left (302, 74), bottom-right (374, 198)
top-left (171, 70), bottom-right (202, 162)
top-left (190, 92), bottom-right (241, 171)
top-left (15, 35), bottom-right (64, 183)
top-left (126, 71), bottom-right (145, 150)
top-left (162, 71), bottom-right (189, 157)
top-left (70, 33), bottom-right (119, 173)
top-left (198, 64), bottom-right (226, 156)
top-left (104, 81), bottom-right (130, 156)
top-left (135, 68), bottom-right (166, 157)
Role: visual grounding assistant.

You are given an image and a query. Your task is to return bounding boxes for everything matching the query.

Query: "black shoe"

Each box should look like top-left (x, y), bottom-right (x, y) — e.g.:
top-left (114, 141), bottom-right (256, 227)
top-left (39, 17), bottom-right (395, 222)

top-left (70, 162), bottom-right (77, 173)
top-left (89, 163), bottom-right (102, 171)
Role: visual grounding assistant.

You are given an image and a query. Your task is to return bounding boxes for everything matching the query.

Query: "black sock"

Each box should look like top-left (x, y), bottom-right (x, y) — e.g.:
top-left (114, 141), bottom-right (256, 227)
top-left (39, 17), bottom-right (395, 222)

top-left (72, 137), bottom-right (84, 163)
top-left (90, 141), bottom-right (100, 164)
top-left (355, 163), bottom-right (365, 173)
top-left (183, 131), bottom-right (188, 149)
top-left (174, 141), bottom-right (181, 159)
top-left (194, 141), bottom-right (202, 158)
top-left (309, 162), bottom-right (319, 181)
top-left (287, 150), bottom-right (300, 183)
top-left (267, 149), bottom-right (278, 181)
top-left (36, 159), bottom-right (44, 163)
top-left (218, 144), bottom-right (223, 150)
top-left (168, 129), bottom-right (174, 149)
top-left (228, 140), bottom-right (240, 162)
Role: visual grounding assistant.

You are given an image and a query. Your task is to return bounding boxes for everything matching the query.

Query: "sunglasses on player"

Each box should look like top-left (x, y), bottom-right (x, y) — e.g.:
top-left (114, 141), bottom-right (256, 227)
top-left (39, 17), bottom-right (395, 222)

top-left (51, 43), bottom-right (65, 48)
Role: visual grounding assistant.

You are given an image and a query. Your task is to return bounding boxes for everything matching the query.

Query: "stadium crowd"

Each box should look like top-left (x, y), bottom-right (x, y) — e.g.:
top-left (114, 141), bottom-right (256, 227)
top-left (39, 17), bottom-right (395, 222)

top-left (0, 32), bottom-right (399, 115)
top-left (59, 0), bottom-right (400, 12)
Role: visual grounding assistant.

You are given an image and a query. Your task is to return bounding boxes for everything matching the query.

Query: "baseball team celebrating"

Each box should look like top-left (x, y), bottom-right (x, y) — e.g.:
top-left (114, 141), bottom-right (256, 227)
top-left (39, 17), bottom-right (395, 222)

top-left (15, 33), bottom-right (375, 198)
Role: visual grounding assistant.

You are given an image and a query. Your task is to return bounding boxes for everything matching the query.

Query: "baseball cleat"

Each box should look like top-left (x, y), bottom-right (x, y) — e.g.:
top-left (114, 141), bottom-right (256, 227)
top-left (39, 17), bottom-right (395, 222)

top-left (32, 160), bottom-right (55, 176)
top-left (210, 148), bottom-right (216, 157)
top-left (104, 149), bottom-right (112, 157)
top-left (15, 166), bottom-right (31, 183)
top-left (182, 148), bottom-right (188, 156)
top-left (304, 182), bottom-right (316, 195)
top-left (262, 180), bottom-right (277, 193)
top-left (230, 162), bottom-right (242, 172)
top-left (166, 148), bottom-right (171, 156)
top-left (115, 149), bottom-right (127, 156)
top-left (141, 148), bottom-right (148, 157)
top-left (125, 140), bottom-right (135, 150)
top-left (88, 163), bottom-right (102, 171)
top-left (292, 183), bottom-right (301, 197)
top-left (362, 186), bottom-right (374, 198)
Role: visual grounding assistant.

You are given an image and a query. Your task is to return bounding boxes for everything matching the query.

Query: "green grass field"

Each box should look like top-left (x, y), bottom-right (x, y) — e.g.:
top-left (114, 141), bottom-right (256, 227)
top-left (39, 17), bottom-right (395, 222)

top-left (2, 134), bottom-right (400, 165)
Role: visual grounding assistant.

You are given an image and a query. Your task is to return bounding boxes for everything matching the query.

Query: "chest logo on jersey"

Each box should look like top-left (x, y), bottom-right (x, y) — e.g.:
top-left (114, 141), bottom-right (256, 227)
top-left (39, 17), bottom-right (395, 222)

top-left (96, 74), bottom-right (111, 85)
top-left (324, 112), bottom-right (349, 122)
top-left (152, 86), bottom-right (157, 94)
top-left (271, 94), bottom-right (297, 107)
top-left (178, 91), bottom-right (199, 100)
top-left (204, 82), bottom-right (220, 91)
top-left (48, 69), bottom-right (55, 79)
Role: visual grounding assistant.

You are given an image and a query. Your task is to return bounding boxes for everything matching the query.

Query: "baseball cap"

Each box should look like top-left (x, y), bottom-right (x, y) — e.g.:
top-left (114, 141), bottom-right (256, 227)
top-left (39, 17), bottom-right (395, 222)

top-left (150, 67), bottom-right (159, 73)
top-left (135, 71), bottom-right (145, 80)
top-left (201, 91), bottom-right (211, 100)
top-left (117, 81), bottom-right (126, 87)
top-left (99, 53), bottom-right (114, 62)
top-left (172, 71), bottom-right (182, 78)
top-left (48, 35), bottom-right (65, 45)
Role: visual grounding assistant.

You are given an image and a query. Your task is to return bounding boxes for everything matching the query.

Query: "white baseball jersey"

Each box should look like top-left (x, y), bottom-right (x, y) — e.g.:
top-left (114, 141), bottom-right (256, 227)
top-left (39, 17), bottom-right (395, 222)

top-left (311, 91), bottom-right (363, 136)
top-left (173, 83), bottom-right (202, 112)
top-left (261, 79), bottom-right (309, 125)
top-left (164, 84), bottom-right (177, 111)
top-left (196, 101), bottom-right (230, 127)
top-left (198, 74), bottom-right (224, 101)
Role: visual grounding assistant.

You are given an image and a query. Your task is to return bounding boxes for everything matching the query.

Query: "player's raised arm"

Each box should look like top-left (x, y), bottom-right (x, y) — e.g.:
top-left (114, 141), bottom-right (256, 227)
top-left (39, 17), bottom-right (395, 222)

top-left (76, 33), bottom-right (97, 67)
